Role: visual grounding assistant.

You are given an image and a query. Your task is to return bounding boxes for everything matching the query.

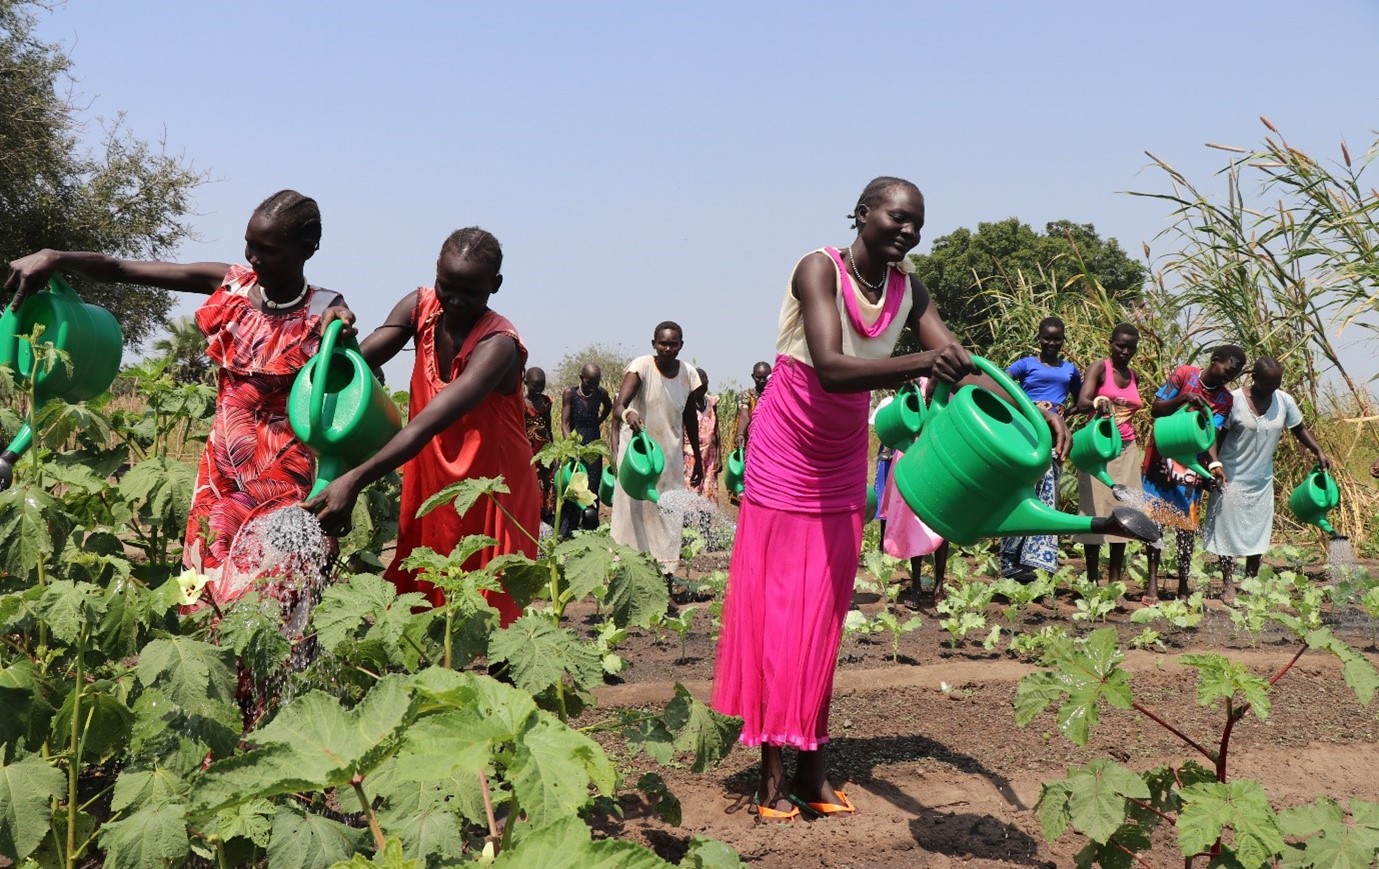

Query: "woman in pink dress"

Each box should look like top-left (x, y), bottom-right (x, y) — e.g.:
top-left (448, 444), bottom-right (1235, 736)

top-left (709, 178), bottom-right (1066, 822)
top-left (5, 191), bottom-right (354, 603)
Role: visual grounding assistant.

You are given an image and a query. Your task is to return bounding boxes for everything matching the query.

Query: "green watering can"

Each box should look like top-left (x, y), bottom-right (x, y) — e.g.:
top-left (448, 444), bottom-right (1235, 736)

top-left (1152, 405), bottom-right (1214, 478)
top-left (724, 445), bottom-right (746, 495)
top-left (618, 429), bottom-right (664, 503)
top-left (287, 319), bottom-right (402, 499)
top-left (0, 275), bottom-right (124, 466)
top-left (599, 465), bottom-right (617, 506)
top-left (874, 381), bottom-right (925, 452)
top-left (891, 356), bottom-right (1158, 546)
top-left (864, 482), bottom-right (878, 523)
top-left (556, 459), bottom-right (587, 500)
top-left (1289, 465), bottom-right (1340, 536)
top-left (1068, 414), bottom-right (1124, 490)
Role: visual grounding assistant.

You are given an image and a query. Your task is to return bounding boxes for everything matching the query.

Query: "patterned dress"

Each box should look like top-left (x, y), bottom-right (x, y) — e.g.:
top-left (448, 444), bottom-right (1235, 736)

top-left (684, 393), bottom-right (720, 502)
top-left (524, 392), bottom-right (555, 520)
top-left (186, 265), bottom-right (344, 605)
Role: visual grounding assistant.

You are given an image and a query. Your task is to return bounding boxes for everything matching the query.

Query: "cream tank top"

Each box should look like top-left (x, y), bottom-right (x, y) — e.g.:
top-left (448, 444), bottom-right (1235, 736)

top-left (774, 248), bottom-right (915, 364)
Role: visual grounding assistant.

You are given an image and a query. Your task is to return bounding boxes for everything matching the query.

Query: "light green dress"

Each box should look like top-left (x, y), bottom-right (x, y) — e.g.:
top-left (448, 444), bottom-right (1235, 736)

top-left (1203, 388), bottom-right (1302, 557)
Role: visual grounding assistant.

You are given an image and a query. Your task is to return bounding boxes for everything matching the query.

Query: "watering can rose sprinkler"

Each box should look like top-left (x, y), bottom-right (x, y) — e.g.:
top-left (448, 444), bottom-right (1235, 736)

top-left (889, 356), bottom-right (1159, 546)
top-left (0, 275), bottom-right (124, 489)
top-left (287, 319), bottom-right (402, 505)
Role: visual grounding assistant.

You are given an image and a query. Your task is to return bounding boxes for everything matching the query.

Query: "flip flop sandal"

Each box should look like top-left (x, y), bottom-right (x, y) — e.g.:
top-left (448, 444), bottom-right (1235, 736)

top-left (792, 789), bottom-right (856, 817)
top-left (753, 794), bottom-right (799, 824)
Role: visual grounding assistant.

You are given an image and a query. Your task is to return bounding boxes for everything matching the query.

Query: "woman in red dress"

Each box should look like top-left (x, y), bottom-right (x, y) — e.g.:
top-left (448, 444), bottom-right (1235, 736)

top-left (305, 228), bottom-right (539, 625)
top-left (5, 191), bottom-right (355, 603)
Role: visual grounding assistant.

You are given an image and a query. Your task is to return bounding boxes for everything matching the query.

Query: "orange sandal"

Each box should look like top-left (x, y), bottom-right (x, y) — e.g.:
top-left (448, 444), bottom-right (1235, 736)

top-left (794, 789), bottom-right (856, 816)
top-left (753, 792), bottom-right (800, 824)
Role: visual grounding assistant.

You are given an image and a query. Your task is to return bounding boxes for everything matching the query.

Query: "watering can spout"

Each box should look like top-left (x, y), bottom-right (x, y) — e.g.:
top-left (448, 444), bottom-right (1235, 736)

top-left (998, 496), bottom-right (1099, 538)
top-left (1092, 506), bottom-right (1161, 543)
top-left (1318, 519), bottom-right (1337, 537)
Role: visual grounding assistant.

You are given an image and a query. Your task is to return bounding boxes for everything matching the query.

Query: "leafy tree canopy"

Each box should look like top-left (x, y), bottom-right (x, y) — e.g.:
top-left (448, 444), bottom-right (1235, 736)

top-left (0, 0), bottom-right (204, 346)
top-left (908, 218), bottom-right (1145, 349)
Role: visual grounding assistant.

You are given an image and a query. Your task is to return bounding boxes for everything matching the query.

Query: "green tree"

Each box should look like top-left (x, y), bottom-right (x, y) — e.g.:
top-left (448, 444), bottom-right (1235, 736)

top-left (547, 343), bottom-right (633, 395)
top-left (908, 218), bottom-right (1146, 349)
top-left (150, 317), bottom-right (212, 385)
top-left (0, 0), bottom-right (204, 346)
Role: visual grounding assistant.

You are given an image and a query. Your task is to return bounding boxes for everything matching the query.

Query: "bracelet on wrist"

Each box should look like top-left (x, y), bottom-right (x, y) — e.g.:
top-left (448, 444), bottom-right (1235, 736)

top-left (1207, 461), bottom-right (1223, 471)
top-left (621, 407), bottom-right (636, 424)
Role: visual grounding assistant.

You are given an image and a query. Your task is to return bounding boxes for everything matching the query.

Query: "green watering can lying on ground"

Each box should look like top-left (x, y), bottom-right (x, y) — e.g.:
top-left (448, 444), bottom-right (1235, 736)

top-left (1068, 413), bottom-right (1124, 491)
top-left (724, 445), bottom-right (746, 495)
top-left (1153, 405), bottom-right (1215, 478)
top-left (599, 465), bottom-right (617, 506)
top-left (287, 319), bottom-right (402, 499)
top-left (891, 356), bottom-right (1158, 547)
top-left (874, 381), bottom-right (925, 452)
top-left (1289, 465), bottom-right (1341, 537)
top-left (0, 275), bottom-right (124, 477)
top-left (618, 429), bottom-right (664, 503)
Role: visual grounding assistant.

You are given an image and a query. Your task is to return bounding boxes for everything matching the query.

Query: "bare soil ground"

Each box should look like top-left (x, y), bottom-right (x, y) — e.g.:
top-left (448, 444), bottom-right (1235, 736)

top-left (574, 530), bottom-right (1379, 868)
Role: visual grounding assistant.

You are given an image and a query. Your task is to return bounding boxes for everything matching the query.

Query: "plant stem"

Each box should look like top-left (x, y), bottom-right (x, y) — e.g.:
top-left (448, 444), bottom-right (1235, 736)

top-left (66, 623), bottom-right (88, 866)
top-left (1110, 837), bottom-right (1157, 869)
top-left (1132, 701), bottom-right (1216, 763)
top-left (478, 771), bottom-right (500, 853)
top-left (498, 793), bottom-right (519, 853)
top-left (443, 603), bottom-right (453, 669)
top-left (350, 775), bottom-right (386, 853)
top-left (1127, 796), bottom-right (1177, 826)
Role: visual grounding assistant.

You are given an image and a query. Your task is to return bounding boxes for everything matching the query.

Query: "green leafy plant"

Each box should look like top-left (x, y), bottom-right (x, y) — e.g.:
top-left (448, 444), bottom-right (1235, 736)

top-left (1016, 626), bottom-right (1379, 866)
top-left (935, 578), bottom-right (993, 648)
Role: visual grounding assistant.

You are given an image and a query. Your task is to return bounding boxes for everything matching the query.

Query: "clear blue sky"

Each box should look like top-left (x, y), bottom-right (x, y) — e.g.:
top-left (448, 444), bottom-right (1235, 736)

top-left (34, 0), bottom-right (1379, 391)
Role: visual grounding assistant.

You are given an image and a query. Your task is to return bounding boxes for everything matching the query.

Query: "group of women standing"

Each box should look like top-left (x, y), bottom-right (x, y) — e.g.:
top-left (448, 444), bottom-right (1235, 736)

top-left (2, 177), bottom-right (1335, 829)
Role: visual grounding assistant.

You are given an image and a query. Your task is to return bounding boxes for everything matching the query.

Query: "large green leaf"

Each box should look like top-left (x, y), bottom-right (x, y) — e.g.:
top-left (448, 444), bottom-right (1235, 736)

top-left (0, 485), bottom-right (70, 576)
top-left (663, 684), bottom-right (741, 773)
top-left (393, 708), bottom-right (510, 781)
top-left (554, 534), bottom-right (619, 603)
top-left (682, 836), bottom-right (747, 869)
top-left (98, 803), bottom-right (190, 869)
top-left (111, 763), bottom-right (191, 814)
top-left (118, 456), bottom-right (196, 532)
top-left (410, 667), bottom-right (538, 740)
top-left (1014, 628), bottom-right (1132, 746)
top-left (196, 675), bottom-right (419, 810)
top-left (1058, 759), bottom-right (1150, 845)
top-left (313, 573), bottom-right (428, 653)
top-left (267, 808), bottom-right (365, 869)
top-left (507, 712), bottom-right (616, 830)
top-left (0, 753), bottom-right (62, 862)
top-left (488, 614), bottom-right (603, 698)
top-left (494, 816), bottom-right (673, 868)
top-left (1178, 779), bottom-right (1284, 868)
top-left (98, 572), bottom-right (162, 658)
top-left (50, 687), bottom-right (133, 762)
top-left (34, 580), bottom-right (104, 645)
top-left (136, 636), bottom-right (238, 720)
top-left (1277, 797), bottom-right (1379, 869)
top-left (415, 476), bottom-right (508, 520)
top-left (371, 756), bottom-right (490, 828)
top-left (375, 790), bottom-right (467, 866)
top-left (330, 838), bottom-right (423, 868)
top-left (603, 542), bottom-right (670, 628)
top-left (1306, 628), bottom-right (1379, 707)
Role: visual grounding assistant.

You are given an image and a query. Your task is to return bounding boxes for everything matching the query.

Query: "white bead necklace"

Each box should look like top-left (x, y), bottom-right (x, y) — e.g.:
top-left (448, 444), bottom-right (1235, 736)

top-left (845, 244), bottom-right (886, 293)
top-left (261, 277), bottom-right (310, 311)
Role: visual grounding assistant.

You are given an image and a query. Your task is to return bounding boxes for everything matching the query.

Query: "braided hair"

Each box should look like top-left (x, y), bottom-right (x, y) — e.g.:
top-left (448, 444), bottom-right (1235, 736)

top-left (441, 227), bottom-right (503, 277)
top-left (848, 176), bottom-right (923, 229)
top-left (254, 190), bottom-right (322, 252)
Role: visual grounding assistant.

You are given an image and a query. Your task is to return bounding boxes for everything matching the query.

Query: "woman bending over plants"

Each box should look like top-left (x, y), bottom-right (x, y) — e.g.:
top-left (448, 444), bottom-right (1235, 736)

top-left (4, 190), bottom-right (355, 604)
top-left (304, 228), bottom-right (540, 626)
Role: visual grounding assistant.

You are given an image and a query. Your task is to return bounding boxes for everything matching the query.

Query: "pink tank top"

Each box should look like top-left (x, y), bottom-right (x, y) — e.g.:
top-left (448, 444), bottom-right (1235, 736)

top-left (1096, 359), bottom-right (1142, 442)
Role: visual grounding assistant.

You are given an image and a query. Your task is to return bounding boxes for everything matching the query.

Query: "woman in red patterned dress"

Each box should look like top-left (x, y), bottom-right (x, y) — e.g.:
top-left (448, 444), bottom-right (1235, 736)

top-left (304, 228), bottom-right (540, 626)
top-left (5, 191), bottom-right (355, 603)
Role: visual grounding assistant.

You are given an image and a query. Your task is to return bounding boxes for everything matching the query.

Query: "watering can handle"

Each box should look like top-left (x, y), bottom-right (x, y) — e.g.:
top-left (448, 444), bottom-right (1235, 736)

top-left (930, 355), bottom-right (1052, 457)
top-left (308, 319), bottom-right (343, 435)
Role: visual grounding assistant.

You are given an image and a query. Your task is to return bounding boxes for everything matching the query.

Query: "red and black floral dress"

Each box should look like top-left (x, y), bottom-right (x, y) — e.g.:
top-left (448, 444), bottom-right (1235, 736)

top-left (185, 265), bottom-right (344, 603)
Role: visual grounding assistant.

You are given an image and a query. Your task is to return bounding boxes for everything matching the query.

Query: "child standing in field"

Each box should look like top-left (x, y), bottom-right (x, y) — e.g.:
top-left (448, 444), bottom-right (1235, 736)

top-left (523, 367), bottom-right (556, 525)
top-left (5, 191), bottom-right (354, 605)
top-left (305, 228), bottom-right (539, 626)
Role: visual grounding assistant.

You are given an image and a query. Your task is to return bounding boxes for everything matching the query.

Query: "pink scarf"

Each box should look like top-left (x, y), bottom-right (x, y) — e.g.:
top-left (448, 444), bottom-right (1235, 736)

top-left (824, 247), bottom-right (905, 338)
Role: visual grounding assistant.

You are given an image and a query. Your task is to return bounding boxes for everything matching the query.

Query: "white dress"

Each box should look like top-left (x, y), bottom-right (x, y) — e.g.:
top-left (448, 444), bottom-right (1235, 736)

top-left (611, 355), bottom-right (702, 572)
top-left (1203, 388), bottom-right (1302, 557)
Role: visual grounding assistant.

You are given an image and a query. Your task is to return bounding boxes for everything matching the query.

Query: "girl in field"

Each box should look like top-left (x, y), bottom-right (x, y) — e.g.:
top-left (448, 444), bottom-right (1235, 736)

top-left (710, 176), bottom-right (1069, 823)
top-left (999, 317), bottom-right (1081, 581)
top-left (1072, 323), bottom-right (1144, 596)
top-left (4, 191), bottom-right (354, 604)
top-left (304, 228), bottom-right (539, 626)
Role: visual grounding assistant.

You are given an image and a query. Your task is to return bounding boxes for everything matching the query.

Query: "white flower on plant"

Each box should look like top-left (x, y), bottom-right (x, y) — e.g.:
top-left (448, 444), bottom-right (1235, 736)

top-left (563, 470), bottom-right (598, 508)
top-left (175, 569), bottom-right (210, 606)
